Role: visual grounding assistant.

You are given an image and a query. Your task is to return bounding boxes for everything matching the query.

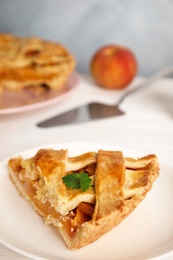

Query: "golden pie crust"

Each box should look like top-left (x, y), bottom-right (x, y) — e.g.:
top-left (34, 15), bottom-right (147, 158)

top-left (8, 148), bottom-right (159, 250)
top-left (0, 33), bottom-right (75, 93)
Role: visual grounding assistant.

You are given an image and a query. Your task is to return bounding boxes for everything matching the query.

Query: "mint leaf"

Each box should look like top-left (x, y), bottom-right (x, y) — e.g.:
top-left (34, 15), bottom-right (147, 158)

top-left (62, 173), bottom-right (81, 189)
top-left (80, 173), bottom-right (92, 192)
top-left (62, 172), bottom-right (92, 192)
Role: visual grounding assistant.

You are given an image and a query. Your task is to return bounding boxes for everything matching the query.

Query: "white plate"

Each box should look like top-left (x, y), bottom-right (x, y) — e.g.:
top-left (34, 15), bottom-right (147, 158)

top-left (0, 142), bottom-right (173, 260)
top-left (0, 73), bottom-right (78, 115)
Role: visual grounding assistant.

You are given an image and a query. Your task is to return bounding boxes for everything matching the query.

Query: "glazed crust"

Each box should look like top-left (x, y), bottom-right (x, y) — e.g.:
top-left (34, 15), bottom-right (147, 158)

top-left (0, 33), bottom-right (75, 92)
top-left (8, 148), bottom-right (159, 250)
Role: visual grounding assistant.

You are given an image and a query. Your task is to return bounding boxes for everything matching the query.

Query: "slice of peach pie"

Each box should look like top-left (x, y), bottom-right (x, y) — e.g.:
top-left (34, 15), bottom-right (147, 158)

top-left (8, 148), bottom-right (159, 250)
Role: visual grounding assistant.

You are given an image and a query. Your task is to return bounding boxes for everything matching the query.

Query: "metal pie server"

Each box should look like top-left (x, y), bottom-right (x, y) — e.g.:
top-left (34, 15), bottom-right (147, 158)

top-left (37, 67), bottom-right (173, 128)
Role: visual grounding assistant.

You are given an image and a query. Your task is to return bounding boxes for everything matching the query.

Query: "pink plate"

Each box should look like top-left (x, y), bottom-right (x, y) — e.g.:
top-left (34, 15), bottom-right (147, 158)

top-left (0, 73), bottom-right (79, 115)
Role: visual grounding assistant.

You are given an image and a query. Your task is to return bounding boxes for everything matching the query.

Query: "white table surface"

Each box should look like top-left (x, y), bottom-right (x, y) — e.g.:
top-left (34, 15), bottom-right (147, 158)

top-left (0, 74), bottom-right (173, 260)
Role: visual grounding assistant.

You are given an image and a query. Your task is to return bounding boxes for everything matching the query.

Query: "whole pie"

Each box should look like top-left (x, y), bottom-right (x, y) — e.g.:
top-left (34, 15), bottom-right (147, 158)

top-left (0, 33), bottom-right (75, 93)
top-left (8, 148), bottom-right (159, 250)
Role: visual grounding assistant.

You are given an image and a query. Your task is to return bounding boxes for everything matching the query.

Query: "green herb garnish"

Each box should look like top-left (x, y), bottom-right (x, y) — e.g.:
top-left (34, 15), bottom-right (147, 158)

top-left (62, 172), bottom-right (92, 192)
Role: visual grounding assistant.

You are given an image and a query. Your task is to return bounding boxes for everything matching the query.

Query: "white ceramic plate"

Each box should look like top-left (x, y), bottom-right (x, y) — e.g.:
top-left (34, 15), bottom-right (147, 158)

top-left (0, 73), bottom-right (78, 115)
top-left (0, 142), bottom-right (173, 260)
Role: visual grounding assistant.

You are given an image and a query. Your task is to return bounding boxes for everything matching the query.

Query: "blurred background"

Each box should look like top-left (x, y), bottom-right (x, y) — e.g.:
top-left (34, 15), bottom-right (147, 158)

top-left (0, 0), bottom-right (173, 76)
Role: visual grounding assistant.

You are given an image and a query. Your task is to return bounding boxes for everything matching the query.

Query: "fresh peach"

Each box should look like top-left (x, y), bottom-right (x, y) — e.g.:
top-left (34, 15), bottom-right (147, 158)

top-left (90, 44), bottom-right (138, 90)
